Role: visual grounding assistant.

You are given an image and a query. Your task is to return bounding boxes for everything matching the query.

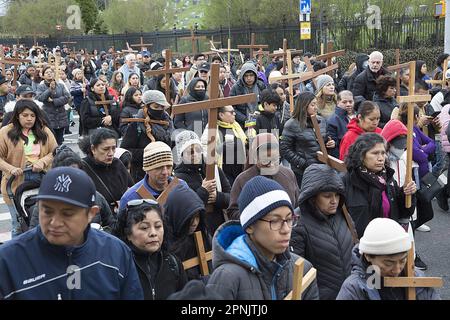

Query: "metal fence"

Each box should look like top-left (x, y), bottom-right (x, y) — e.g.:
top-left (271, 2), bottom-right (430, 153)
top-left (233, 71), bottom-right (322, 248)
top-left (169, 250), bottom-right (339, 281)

top-left (0, 14), bottom-right (444, 56)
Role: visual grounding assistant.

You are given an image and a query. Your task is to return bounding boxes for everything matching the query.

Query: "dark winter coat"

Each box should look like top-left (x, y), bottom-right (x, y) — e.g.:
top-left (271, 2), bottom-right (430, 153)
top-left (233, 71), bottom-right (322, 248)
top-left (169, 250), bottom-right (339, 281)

top-left (373, 93), bottom-right (398, 128)
top-left (119, 102), bottom-right (142, 136)
top-left (174, 163), bottom-right (231, 235)
top-left (69, 80), bottom-right (86, 111)
top-left (173, 78), bottom-right (209, 134)
top-left (255, 110), bottom-right (282, 137)
top-left (351, 66), bottom-right (389, 102)
top-left (79, 91), bottom-right (121, 136)
top-left (35, 81), bottom-right (71, 129)
top-left (337, 54), bottom-right (369, 92)
top-left (229, 63), bottom-right (266, 128)
top-left (290, 164), bottom-right (354, 300)
top-left (130, 245), bottom-right (187, 300)
top-left (163, 184), bottom-right (212, 281)
top-left (227, 165), bottom-right (299, 220)
top-left (342, 166), bottom-right (416, 238)
top-left (18, 73), bottom-right (33, 86)
top-left (326, 107), bottom-right (352, 158)
top-left (280, 116), bottom-right (327, 176)
top-left (120, 108), bottom-right (174, 182)
top-left (336, 245), bottom-right (440, 300)
top-left (206, 221), bottom-right (320, 300)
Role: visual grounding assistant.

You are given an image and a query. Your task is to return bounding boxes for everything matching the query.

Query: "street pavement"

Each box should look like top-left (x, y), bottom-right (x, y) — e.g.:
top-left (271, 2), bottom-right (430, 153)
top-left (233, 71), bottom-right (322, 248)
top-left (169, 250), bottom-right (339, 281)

top-left (0, 114), bottom-right (449, 299)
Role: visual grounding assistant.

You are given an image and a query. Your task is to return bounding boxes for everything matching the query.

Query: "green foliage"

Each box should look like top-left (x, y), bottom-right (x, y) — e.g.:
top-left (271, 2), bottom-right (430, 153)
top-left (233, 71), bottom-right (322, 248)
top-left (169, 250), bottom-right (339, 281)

top-left (102, 0), bottom-right (167, 34)
top-left (93, 12), bottom-right (108, 35)
top-left (75, 0), bottom-right (98, 34)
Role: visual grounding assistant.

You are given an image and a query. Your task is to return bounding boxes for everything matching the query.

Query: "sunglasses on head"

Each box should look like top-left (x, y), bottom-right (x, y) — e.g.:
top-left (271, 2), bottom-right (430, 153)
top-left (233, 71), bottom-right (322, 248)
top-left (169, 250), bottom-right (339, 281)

top-left (127, 198), bottom-right (159, 208)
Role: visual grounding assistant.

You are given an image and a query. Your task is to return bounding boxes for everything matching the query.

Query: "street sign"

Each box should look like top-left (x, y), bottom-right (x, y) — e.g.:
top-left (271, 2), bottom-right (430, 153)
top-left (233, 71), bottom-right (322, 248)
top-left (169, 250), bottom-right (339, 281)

top-left (300, 0), bottom-right (311, 14)
top-left (300, 22), bottom-right (311, 40)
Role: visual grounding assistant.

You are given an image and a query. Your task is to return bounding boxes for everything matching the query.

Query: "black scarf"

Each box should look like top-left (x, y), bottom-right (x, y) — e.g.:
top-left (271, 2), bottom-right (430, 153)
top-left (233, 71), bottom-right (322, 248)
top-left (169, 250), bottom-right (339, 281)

top-left (355, 166), bottom-right (387, 220)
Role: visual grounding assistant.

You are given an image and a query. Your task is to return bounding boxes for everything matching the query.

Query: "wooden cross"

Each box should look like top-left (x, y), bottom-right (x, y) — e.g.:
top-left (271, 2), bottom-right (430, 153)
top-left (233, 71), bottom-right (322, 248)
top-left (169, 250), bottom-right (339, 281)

top-left (237, 33), bottom-right (269, 60)
top-left (121, 45), bottom-right (139, 55)
top-left (180, 29), bottom-right (207, 54)
top-left (268, 39), bottom-right (303, 75)
top-left (94, 93), bottom-right (115, 117)
top-left (134, 177), bottom-right (181, 206)
top-left (144, 49), bottom-right (190, 104)
top-left (172, 63), bottom-right (256, 185)
top-left (182, 231), bottom-right (213, 276)
top-left (52, 55), bottom-right (62, 82)
top-left (0, 57), bottom-right (31, 86)
top-left (384, 243), bottom-right (443, 300)
top-left (425, 57), bottom-right (449, 88)
top-left (209, 38), bottom-right (239, 67)
top-left (284, 258), bottom-right (317, 300)
top-left (0, 45), bottom-right (5, 75)
top-left (130, 36), bottom-right (153, 52)
top-left (252, 48), bottom-right (270, 68)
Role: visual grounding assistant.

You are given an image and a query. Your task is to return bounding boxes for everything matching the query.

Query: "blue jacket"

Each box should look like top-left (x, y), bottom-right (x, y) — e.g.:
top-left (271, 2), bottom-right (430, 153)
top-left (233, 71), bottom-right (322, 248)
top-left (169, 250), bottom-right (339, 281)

top-left (326, 107), bottom-right (351, 158)
top-left (0, 226), bottom-right (143, 300)
top-left (119, 175), bottom-right (187, 210)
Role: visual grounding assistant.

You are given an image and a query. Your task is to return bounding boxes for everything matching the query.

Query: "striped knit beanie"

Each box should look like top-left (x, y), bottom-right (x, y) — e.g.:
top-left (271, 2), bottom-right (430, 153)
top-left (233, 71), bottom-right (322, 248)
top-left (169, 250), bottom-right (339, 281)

top-left (142, 141), bottom-right (173, 172)
top-left (238, 176), bottom-right (293, 230)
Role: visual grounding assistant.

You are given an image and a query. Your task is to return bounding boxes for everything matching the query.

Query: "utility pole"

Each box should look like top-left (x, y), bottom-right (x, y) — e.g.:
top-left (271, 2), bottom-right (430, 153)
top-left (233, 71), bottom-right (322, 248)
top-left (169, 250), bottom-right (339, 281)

top-left (445, 0), bottom-right (450, 52)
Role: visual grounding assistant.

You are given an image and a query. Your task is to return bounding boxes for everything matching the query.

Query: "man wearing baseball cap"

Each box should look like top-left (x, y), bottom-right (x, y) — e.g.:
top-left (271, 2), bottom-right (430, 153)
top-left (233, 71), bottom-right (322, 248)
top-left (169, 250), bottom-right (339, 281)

top-left (0, 167), bottom-right (143, 300)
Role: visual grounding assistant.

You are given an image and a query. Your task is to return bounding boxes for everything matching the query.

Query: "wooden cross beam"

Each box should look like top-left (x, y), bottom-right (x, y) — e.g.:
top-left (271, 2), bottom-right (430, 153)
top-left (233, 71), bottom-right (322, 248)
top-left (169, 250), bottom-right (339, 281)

top-left (179, 29), bottom-right (207, 54)
top-left (314, 43), bottom-right (345, 77)
top-left (206, 36), bottom-right (221, 49)
top-left (284, 258), bottom-right (317, 300)
top-left (52, 55), bottom-right (62, 82)
top-left (0, 45), bottom-right (5, 75)
top-left (144, 49), bottom-right (190, 104)
top-left (237, 33), bottom-right (269, 59)
top-left (268, 39), bottom-right (303, 75)
top-left (182, 231), bottom-right (213, 275)
top-left (384, 244), bottom-right (443, 300)
top-left (172, 64), bottom-right (256, 184)
top-left (134, 177), bottom-right (180, 206)
top-left (211, 38), bottom-right (240, 67)
top-left (425, 57), bottom-right (449, 87)
top-left (94, 93), bottom-right (115, 117)
top-left (121, 44), bottom-right (139, 55)
top-left (130, 36), bottom-right (153, 52)
top-left (0, 56), bottom-right (31, 86)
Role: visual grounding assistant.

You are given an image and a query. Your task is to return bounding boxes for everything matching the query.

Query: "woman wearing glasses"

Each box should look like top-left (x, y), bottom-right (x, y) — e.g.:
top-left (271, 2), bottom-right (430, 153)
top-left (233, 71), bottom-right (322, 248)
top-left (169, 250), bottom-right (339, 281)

top-left (115, 199), bottom-right (187, 300)
top-left (206, 176), bottom-right (319, 300)
top-left (290, 164), bottom-right (356, 300)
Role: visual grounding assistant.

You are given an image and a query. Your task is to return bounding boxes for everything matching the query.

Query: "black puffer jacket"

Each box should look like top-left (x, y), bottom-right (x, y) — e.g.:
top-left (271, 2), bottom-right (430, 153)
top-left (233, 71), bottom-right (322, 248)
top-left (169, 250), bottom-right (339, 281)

top-left (351, 66), bottom-right (390, 102)
top-left (373, 93), bottom-right (398, 128)
top-left (163, 184), bottom-right (212, 281)
top-left (229, 63), bottom-right (266, 128)
top-left (35, 81), bottom-right (71, 129)
top-left (255, 111), bottom-right (282, 136)
top-left (120, 108), bottom-right (174, 182)
top-left (174, 163), bottom-right (231, 234)
top-left (338, 54), bottom-right (369, 92)
top-left (130, 245), bottom-right (187, 300)
top-left (343, 166), bottom-right (416, 238)
top-left (173, 78), bottom-right (209, 133)
top-left (79, 91), bottom-right (121, 136)
top-left (280, 116), bottom-right (327, 176)
top-left (119, 102), bottom-right (141, 136)
top-left (290, 164), bottom-right (354, 300)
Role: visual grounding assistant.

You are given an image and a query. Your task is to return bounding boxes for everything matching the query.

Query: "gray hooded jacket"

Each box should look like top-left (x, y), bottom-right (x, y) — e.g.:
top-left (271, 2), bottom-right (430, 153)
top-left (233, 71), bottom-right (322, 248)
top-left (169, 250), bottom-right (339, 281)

top-left (206, 220), bottom-right (319, 300)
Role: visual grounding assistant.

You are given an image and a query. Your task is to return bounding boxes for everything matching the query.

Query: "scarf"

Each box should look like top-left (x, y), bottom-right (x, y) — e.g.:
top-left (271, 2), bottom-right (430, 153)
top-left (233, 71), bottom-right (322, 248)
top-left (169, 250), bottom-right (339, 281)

top-left (217, 120), bottom-right (248, 144)
top-left (141, 105), bottom-right (170, 142)
top-left (357, 166), bottom-right (391, 219)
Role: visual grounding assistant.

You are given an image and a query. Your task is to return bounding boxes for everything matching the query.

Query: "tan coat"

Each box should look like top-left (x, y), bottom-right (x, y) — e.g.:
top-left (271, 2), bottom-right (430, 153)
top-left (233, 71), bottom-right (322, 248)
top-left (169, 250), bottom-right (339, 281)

top-left (0, 124), bottom-right (57, 204)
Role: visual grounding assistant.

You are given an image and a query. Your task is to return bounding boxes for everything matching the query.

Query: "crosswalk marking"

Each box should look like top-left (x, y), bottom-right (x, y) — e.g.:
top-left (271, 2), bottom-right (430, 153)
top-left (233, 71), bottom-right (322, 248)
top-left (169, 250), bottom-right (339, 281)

top-left (0, 211), bottom-right (11, 222)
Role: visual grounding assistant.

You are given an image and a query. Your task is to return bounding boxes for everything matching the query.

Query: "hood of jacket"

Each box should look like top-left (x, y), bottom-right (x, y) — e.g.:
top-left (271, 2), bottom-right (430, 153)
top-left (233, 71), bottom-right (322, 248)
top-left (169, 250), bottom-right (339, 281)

top-left (298, 163), bottom-right (346, 207)
top-left (186, 78), bottom-right (208, 101)
top-left (355, 54), bottom-right (369, 73)
top-left (346, 117), bottom-right (365, 135)
top-left (163, 184), bottom-right (205, 237)
top-left (238, 63), bottom-right (258, 87)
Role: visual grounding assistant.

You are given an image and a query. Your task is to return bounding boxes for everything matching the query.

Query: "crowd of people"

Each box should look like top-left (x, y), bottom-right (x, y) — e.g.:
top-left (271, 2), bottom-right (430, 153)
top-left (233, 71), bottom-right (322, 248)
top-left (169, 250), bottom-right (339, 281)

top-left (0, 42), bottom-right (448, 300)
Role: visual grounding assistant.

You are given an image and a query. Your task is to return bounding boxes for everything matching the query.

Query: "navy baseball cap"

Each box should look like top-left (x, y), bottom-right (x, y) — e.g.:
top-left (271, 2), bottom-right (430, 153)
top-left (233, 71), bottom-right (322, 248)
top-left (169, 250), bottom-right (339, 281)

top-left (35, 167), bottom-right (96, 208)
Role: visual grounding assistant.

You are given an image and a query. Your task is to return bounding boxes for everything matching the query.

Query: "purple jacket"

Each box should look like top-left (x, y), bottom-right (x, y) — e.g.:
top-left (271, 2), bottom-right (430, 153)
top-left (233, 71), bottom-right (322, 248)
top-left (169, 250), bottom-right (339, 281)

top-left (413, 126), bottom-right (435, 178)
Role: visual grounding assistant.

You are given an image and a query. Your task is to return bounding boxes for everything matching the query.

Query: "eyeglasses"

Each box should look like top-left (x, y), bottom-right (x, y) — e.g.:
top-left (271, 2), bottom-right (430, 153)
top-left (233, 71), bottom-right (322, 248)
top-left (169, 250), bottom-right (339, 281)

top-left (127, 199), bottom-right (159, 208)
top-left (222, 110), bottom-right (236, 114)
top-left (259, 215), bottom-right (298, 231)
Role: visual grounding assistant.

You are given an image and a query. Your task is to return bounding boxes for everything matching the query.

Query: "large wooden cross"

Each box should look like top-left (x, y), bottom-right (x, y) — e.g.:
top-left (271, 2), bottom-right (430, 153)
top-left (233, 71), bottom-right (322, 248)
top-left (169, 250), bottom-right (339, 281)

top-left (130, 36), bottom-right (153, 52)
top-left (144, 49), bottom-right (190, 104)
top-left (384, 243), bottom-right (443, 300)
top-left (396, 61), bottom-right (432, 208)
top-left (210, 38), bottom-right (240, 67)
top-left (237, 33), bottom-right (269, 60)
top-left (0, 56), bottom-right (31, 86)
top-left (172, 63), bottom-right (256, 184)
top-left (313, 42), bottom-right (345, 77)
top-left (284, 258), bottom-right (317, 300)
top-left (134, 177), bottom-right (181, 206)
top-left (0, 45), bottom-right (5, 74)
top-left (425, 57), bottom-right (449, 88)
top-left (52, 55), bottom-right (62, 82)
top-left (180, 29), bottom-right (207, 54)
top-left (182, 231), bottom-right (213, 276)
top-left (268, 39), bottom-right (303, 75)
top-left (94, 93), bottom-right (115, 117)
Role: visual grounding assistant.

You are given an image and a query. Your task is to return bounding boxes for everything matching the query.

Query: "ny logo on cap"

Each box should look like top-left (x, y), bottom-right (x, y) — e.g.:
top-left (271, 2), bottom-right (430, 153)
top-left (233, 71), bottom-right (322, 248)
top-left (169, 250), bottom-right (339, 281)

top-left (54, 174), bottom-right (72, 193)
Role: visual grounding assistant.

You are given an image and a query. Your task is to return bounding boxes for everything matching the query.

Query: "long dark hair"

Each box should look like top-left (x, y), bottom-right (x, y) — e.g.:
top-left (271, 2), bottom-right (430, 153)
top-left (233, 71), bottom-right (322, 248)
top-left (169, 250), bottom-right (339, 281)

top-left (292, 91), bottom-right (316, 129)
top-left (7, 100), bottom-right (49, 146)
top-left (123, 87), bottom-right (142, 107)
top-left (345, 133), bottom-right (386, 172)
top-left (78, 127), bottom-right (118, 156)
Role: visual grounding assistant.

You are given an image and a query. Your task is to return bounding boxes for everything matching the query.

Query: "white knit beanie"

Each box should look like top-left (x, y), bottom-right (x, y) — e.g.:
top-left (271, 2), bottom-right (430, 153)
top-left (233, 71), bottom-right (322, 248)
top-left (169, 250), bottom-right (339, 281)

top-left (175, 130), bottom-right (202, 160)
top-left (315, 74), bottom-right (334, 94)
top-left (359, 218), bottom-right (411, 255)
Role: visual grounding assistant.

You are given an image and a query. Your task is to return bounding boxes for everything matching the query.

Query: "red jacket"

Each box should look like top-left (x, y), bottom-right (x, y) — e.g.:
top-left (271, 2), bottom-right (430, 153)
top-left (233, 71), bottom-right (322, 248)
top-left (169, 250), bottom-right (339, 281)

top-left (339, 118), bottom-right (382, 160)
